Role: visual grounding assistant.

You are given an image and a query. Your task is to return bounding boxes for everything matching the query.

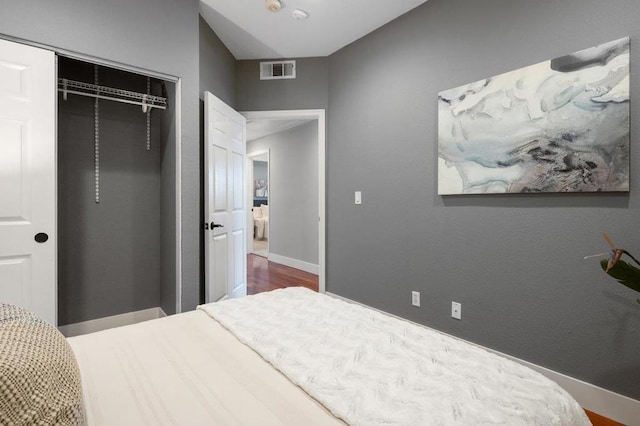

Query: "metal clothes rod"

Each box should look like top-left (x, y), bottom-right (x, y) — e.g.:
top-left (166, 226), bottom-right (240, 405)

top-left (58, 78), bottom-right (167, 111)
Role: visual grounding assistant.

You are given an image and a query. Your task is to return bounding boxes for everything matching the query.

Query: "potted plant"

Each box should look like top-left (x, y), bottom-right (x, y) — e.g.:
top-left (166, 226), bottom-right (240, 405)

top-left (589, 233), bottom-right (640, 304)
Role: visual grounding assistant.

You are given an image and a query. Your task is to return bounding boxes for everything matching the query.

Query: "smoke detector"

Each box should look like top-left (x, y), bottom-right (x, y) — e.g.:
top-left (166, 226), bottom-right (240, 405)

top-left (292, 9), bottom-right (309, 20)
top-left (265, 0), bottom-right (282, 12)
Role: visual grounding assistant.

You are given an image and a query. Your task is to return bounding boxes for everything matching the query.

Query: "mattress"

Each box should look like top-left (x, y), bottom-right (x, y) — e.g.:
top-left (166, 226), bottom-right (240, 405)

top-left (67, 310), bottom-right (343, 426)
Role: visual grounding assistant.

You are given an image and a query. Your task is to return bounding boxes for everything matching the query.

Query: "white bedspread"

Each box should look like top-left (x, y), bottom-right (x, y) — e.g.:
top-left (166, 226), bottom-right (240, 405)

top-left (199, 288), bottom-right (591, 426)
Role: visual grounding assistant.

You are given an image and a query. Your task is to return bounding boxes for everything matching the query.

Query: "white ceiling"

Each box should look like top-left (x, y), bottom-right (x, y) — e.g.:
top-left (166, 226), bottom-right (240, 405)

top-left (200, 0), bottom-right (428, 60)
top-left (247, 118), bottom-right (313, 141)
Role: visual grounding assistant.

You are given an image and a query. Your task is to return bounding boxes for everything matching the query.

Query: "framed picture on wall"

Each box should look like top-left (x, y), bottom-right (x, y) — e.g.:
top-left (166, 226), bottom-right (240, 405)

top-left (437, 37), bottom-right (630, 195)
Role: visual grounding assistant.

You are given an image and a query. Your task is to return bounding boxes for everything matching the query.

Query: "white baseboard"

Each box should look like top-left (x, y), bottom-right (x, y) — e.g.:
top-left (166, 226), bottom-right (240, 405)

top-left (268, 253), bottom-right (318, 275)
top-left (326, 292), bottom-right (640, 425)
top-left (58, 307), bottom-right (166, 338)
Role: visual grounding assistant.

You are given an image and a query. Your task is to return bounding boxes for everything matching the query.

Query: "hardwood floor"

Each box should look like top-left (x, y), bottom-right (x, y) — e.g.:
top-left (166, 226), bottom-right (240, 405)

top-left (247, 254), bottom-right (318, 295)
top-left (585, 409), bottom-right (624, 426)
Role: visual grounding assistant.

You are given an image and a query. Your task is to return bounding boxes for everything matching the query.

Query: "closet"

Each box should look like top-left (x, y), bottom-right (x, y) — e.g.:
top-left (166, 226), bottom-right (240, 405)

top-left (57, 57), bottom-right (178, 327)
top-left (0, 39), bottom-right (178, 328)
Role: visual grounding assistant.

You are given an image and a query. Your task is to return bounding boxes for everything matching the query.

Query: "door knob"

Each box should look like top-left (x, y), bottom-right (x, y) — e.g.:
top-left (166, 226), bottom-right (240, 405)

top-left (211, 222), bottom-right (224, 229)
top-left (34, 233), bottom-right (49, 243)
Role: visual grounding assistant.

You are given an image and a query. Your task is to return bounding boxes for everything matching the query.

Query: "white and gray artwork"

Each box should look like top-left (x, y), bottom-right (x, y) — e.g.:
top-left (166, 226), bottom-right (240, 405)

top-left (255, 179), bottom-right (268, 197)
top-left (438, 37), bottom-right (629, 194)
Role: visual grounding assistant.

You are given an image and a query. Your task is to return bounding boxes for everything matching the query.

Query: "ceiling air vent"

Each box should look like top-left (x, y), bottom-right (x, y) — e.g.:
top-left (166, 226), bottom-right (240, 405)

top-left (260, 60), bottom-right (296, 80)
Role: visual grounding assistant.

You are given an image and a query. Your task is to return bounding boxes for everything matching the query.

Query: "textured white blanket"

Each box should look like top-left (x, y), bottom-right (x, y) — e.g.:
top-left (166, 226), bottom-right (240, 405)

top-left (199, 288), bottom-right (591, 426)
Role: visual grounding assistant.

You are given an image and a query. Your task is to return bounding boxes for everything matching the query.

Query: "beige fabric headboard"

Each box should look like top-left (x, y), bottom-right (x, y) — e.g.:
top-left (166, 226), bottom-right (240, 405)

top-left (0, 303), bottom-right (85, 425)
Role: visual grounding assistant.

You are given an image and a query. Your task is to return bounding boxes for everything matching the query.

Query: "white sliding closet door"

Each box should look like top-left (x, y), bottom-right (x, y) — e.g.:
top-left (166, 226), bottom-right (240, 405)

top-left (204, 91), bottom-right (246, 302)
top-left (0, 39), bottom-right (56, 325)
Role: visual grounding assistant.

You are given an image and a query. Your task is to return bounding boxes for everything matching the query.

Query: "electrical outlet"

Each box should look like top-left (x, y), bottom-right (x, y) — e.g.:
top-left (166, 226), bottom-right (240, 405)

top-left (451, 301), bottom-right (461, 320)
top-left (411, 291), bottom-right (420, 307)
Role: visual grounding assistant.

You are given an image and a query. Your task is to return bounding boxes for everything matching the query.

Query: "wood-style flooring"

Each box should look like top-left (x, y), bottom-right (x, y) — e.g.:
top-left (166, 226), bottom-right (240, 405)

top-left (247, 254), bottom-right (318, 295)
top-left (585, 410), bottom-right (624, 426)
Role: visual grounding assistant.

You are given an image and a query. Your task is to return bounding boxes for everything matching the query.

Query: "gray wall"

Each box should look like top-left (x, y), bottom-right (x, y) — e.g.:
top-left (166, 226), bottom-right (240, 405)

top-left (199, 15), bottom-right (236, 107)
top-left (199, 17), bottom-right (238, 303)
top-left (253, 161), bottom-right (269, 196)
top-left (160, 80), bottom-right (177, 315)
top-left (236, 57), bottom-right (328, 111)
top-left (0, 0), bottom-right (201, 312)
top-left (248, 121), bottom-right (319, 265)
top-left (327, 0), bottom-right (640, 399)
top-left (58, 62), bottom-right (162, 325)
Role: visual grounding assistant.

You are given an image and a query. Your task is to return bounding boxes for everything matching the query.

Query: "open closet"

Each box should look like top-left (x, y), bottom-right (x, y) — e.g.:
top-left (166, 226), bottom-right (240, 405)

top-left (57, 57), bottom-right (178, 328)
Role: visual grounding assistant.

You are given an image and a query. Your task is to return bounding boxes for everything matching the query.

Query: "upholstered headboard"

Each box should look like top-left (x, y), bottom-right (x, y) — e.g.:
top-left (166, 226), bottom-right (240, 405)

top-left (0, 304), bottom-right (85, 425)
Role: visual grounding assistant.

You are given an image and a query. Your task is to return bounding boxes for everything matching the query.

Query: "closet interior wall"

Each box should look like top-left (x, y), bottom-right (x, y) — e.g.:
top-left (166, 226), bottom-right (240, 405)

top-left (57, 57), bottom-right (176, 326)
top-left (159, 81), bottom-right (177, 316)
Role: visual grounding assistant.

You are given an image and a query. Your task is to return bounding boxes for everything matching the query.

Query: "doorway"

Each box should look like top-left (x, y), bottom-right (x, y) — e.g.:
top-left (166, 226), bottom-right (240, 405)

top-left (248, 150), bottom-right (270, 258)
top-left (242, 109), bottom-right (326, 294)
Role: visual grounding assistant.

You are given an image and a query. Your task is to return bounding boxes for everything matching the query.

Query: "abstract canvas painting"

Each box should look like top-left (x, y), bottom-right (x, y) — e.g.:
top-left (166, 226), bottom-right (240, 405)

top-left (438, 37), bottom-right (629, 194)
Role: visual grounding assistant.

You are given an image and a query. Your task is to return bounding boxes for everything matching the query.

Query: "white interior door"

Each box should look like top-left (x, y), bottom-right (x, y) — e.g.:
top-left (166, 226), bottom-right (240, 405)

top-left (0, 39), bottom-right (56, 324)
top-left (204, 91), bottom-right (246, 302)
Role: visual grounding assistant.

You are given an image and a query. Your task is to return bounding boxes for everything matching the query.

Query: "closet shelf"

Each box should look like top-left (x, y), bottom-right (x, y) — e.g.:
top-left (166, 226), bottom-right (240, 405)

top-left (58, 78), bottom-right (167, 111)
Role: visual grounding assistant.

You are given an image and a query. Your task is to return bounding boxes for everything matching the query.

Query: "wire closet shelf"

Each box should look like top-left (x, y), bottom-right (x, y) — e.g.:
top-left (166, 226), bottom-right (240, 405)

top-left (58, 78), bottom-right (167, 111)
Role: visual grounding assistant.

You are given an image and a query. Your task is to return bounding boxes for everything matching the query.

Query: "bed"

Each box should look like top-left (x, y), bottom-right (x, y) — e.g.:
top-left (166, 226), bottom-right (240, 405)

top-left (2, 288), bottom-right (591, 425)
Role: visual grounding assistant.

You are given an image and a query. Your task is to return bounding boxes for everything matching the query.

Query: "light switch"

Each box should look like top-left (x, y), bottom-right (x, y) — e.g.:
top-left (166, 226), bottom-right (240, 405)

top-left (354, 191), bottom-right (362, 205)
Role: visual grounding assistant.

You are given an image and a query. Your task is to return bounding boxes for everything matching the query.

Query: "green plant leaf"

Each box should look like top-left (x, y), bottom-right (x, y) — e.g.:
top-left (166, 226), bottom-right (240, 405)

top-left (600, 259), bottom-right (640, 294)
